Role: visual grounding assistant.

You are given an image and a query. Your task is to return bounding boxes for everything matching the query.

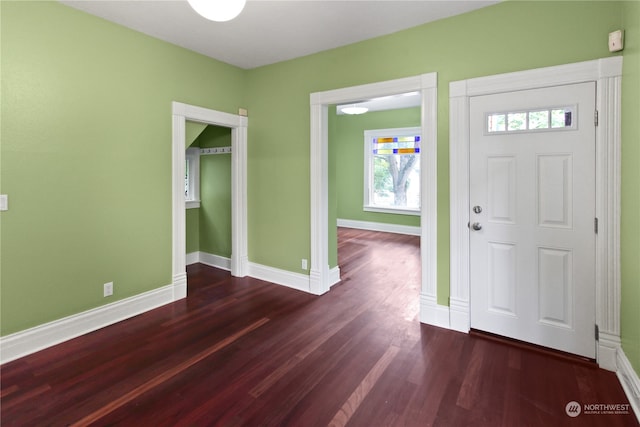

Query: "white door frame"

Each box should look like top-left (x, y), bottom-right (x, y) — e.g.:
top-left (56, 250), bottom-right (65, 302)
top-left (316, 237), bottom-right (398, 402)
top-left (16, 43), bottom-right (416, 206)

top-left (448, 57), bottom-right (623, 370)
top-left (309, 73), bottom-right (439, 319)
top-left (171, 102), bottom-right (249, 300)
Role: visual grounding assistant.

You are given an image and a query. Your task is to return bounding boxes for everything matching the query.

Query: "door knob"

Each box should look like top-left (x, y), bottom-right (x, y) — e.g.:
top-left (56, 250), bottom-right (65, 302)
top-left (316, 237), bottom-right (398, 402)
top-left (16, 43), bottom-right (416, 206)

top-left (472, 222), bottom-right (482, 231)
top-left (473, 205), bottom-right (482, 214)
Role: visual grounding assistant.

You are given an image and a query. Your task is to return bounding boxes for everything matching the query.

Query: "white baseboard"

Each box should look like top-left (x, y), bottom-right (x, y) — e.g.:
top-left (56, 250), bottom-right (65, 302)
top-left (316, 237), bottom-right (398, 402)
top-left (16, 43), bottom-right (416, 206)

top-left (186, 252), bottom-right (199, 266)
top-left (598, 332), bottom-right (621, 372)
top-left (617, 348), bottom-right (640, 422)
top-left (199, 252), bottom-right (231, 271)
top-left (419, 294), bottom-right (450, 329)
top-left (337, 218), bottom-right (421, 236)
top-left (0, 284), bottom-right (175, 364)
top-left (186, 251), bottom-right (231, 271)
top-left (449, 298), bottom-right (470, 333)
top-left (329, 266), bottom-right (341, 287)
top-left (248, 262), bottom-right (311, 293)
top-left (191, 254), bottom-right (320, 294)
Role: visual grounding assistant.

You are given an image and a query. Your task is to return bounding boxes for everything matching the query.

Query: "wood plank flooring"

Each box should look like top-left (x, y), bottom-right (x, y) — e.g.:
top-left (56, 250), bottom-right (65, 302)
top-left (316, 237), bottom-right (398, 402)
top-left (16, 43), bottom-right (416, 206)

top-left (1, 228), bottom-right (637, 426)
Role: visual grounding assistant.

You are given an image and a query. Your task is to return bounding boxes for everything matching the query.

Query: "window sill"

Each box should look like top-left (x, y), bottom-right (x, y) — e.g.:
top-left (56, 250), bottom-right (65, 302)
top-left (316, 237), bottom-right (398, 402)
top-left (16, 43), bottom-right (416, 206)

top-left (363, 206), bottom-right (420, 216)
top-left (186, 200), bottom-right (201, 209)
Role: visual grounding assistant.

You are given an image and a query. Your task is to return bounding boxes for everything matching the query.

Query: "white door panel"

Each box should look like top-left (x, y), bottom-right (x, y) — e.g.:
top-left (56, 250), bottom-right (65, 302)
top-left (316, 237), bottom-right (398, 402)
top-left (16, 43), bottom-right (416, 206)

top-left (470, 82), bottom-right (596, 358)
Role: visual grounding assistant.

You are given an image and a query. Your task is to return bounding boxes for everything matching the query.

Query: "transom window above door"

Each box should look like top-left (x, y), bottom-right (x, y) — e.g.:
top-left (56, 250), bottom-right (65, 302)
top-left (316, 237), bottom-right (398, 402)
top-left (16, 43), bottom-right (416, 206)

top-left (486, 106), bottom-right (576, 134)
top-left (364, 127), bottom-right (421, 215)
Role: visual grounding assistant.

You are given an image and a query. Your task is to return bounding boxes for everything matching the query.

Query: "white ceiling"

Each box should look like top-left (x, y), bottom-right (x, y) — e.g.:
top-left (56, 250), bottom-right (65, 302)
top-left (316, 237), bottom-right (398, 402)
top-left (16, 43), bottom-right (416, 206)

top-left (60, 0), bottom-right (499, 70)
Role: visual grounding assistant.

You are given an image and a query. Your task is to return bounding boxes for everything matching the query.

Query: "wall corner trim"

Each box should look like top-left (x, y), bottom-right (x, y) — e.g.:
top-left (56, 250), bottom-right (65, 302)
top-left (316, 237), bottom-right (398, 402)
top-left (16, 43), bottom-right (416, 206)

top-left (0, 284), bottom-right (174, 364)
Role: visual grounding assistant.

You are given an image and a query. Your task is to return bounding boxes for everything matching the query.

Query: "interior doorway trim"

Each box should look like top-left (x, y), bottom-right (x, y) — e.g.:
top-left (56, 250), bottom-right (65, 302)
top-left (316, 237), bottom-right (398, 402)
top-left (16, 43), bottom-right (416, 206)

top-left (309, 73), bottom-right (438, 315)
top-left (448, 57), bottom-right (623, 370)
top-left (171, 102), bottom-right (248, 300)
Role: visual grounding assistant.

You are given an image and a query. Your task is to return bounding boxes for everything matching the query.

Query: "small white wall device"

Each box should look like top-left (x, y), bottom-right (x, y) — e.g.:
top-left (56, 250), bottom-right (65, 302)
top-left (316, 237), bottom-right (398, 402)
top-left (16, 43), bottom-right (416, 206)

top-left (608, 30), bottom-right (624, 52)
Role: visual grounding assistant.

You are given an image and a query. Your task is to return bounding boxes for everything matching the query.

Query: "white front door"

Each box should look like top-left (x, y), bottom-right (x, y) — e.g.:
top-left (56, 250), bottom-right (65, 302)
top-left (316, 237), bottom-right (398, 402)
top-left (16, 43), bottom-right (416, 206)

top-left (469, 82), bottom-right (596, 358)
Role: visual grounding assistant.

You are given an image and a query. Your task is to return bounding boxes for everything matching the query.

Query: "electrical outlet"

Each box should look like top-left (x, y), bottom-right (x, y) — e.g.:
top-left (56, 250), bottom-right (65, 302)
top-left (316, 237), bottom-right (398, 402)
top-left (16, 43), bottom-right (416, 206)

top-left (301, 259), bottom-right (308, 270)
top-left (104, 282), bottom-right (113, 297)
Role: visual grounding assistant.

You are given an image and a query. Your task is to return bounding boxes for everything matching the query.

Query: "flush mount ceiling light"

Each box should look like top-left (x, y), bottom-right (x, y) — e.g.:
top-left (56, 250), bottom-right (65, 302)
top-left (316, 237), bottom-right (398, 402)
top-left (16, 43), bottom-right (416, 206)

top-left (187, 0), bottom-right (247, 22)
top-left (340, 105), bottom-right (369, 115)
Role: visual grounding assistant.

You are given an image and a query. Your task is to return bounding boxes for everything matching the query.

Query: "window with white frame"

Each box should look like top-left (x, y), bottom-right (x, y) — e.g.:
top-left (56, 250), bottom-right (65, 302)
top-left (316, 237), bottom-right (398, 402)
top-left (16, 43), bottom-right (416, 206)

top-left (364, 127), bottom-right (421, 215)
top-left (185, 147), bottom-right (200, 209)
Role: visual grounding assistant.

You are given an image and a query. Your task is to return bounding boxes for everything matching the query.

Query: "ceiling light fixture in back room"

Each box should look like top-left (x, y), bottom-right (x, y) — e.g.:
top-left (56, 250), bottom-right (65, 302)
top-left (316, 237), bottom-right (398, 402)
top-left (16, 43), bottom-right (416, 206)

top-left (340, 104), bottom-right (369, 115)
top-left (187, 0), bottom-right (246, 22)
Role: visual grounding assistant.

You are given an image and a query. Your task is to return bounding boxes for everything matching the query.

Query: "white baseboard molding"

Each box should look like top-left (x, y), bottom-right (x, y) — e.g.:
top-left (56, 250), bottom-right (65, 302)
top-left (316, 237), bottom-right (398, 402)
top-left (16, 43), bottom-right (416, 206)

top-left (248, 262), bottom-right (311, 293)
top-left (329, 266), bottom-right (341, 287)
top-left (186, 251), bottom-right (231, 271)
top-left (337, 218), bottom-right (421, 236)
top-left (598, 332), bottom-right (622, 372)
top-left (199, 252), bottom-right (231, 271)
top-left (186, 252), bottom-right (199, 266)
top-left (617, 348), bottom-right (640, 422)
top-left (0, 284), bottom-right (175, 365)
top-left (419, 294), bottom-right (450, 329)
top-left (449, 298), bottom-right (470, 333)
top-left (191, 254), bottom-right (329, 294)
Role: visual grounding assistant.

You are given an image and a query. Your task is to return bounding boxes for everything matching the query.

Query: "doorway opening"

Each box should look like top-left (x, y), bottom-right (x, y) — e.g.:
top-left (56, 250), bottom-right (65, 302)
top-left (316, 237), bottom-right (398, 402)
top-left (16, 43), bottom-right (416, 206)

top-left (330, 98), bottom-right (423, 305)
top-left (185, 124), bottom-right (234, 274)
top-left (309, 73), bottom-right (438, 324)
top-left (171, 102), bottom-right (248, 301)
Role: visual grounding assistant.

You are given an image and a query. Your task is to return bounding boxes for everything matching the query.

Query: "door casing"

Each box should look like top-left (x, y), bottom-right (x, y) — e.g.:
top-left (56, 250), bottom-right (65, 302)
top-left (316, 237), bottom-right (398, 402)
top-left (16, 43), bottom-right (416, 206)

top-left (447, 57), bottom-right (623, 370)
top-left (309, 73), bottom-right (439, 319)
top-left (171, 102), bottom-right (249, 300)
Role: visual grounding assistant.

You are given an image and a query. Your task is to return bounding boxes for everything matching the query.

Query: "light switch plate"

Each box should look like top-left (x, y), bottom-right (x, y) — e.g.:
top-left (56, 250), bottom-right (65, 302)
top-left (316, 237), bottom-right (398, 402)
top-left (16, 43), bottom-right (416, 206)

top-left (608, 30), bottom-right (624, 52)
top-left (0, 195), bottom-right (7, 211)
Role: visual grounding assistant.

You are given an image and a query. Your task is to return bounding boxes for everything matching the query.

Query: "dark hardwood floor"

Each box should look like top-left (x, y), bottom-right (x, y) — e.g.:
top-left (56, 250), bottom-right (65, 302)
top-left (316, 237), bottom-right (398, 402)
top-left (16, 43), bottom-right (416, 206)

top-left (1, 228), bottom-right (637, 426)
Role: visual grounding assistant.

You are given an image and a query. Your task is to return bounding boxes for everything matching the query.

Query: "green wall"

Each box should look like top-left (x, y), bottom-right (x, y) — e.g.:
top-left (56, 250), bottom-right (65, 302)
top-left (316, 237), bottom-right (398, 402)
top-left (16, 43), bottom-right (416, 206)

top-left (186, 208), bottom-right (200, 254)
top-left (186, 121), bottom-right (208, 148)
top-left (0, 1), bottom-right (244, 334)
top-left (198, 126), bottom-right (232, 258)
top-left (621, 1), bottom-right (640, 376)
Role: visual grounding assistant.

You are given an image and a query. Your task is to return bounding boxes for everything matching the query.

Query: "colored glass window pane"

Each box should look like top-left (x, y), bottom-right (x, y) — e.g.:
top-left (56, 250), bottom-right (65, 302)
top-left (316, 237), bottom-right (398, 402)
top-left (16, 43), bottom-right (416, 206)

top-left (372, 135), bottom-right (420, 155)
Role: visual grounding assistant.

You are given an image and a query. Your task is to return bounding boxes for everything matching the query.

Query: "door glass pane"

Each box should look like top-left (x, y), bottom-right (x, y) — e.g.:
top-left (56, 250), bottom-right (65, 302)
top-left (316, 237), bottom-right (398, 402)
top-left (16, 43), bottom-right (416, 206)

top-left (487, 114), bottom-right (506, 132)
top-left (528, 110), bottom-right (549, 129)
top-left (507, 112), bottom-right (527, 131)
top-left (551, 108), bottom-right (573, 128)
